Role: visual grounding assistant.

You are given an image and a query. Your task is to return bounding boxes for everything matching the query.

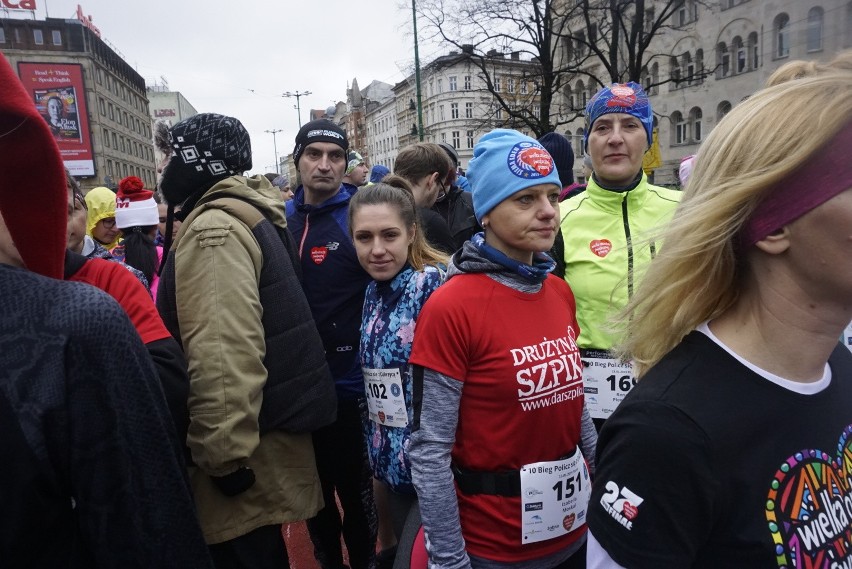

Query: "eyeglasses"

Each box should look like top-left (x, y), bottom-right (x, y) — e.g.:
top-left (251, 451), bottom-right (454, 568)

top-left (100, 218), bottom-right (116, 229)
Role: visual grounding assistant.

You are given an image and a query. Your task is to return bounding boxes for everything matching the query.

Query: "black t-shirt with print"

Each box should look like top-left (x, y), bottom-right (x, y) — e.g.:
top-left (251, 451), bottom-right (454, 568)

top-left (587, 331), bottom-right (852, 569)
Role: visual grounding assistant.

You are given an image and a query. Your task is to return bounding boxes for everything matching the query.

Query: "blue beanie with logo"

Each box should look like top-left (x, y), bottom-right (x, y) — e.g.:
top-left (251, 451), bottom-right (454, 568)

top-left (467, 129), bottom-right (562, 223)
top-left (584, 82), bottom-right (653, 149)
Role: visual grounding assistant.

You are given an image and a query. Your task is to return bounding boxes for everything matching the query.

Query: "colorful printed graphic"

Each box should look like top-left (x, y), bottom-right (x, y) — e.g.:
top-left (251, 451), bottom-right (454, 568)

top-left (507, 141), bottom-right (554, 179)
top-left (766, 425), bottom-right (852, 568)
top-left (17, 62), bottom-right (94, 176)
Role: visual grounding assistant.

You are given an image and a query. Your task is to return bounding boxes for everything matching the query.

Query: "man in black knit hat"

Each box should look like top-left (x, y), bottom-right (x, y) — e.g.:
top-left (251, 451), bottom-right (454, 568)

top-left (157, 112), bottom-right (336, 569)
top-left (286, 119), bottom-right (378, 569)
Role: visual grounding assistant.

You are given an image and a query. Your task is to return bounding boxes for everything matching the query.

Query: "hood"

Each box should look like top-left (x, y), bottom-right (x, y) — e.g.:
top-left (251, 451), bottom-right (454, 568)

top-left (197, 174), bottom-right (288, 229)
top-left (85, 186), bottom-right (120, 248)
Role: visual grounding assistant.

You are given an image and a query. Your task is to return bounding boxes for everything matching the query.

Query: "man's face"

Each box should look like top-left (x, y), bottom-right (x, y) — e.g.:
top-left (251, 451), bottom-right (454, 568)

top-left (346, 162), bottom-right (369, 186)
top-left (47, 98), bottom-right (62, 122)
top-left (298, 142), bottom-right (347, 205)
top-left (587, 112), bottom-right (648, 187)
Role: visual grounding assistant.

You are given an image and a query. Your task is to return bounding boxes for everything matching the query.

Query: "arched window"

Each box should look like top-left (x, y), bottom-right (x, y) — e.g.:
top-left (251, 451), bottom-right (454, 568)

top-left (651, 62), bottom-right (660, 94)
top-left (575, 80), bottom-right (586, 108)
top-left (717, 101), bottom-right (732, 122)
top-left (733, 36), bottom-right (745, 73)
top-left (716, 42), bottom-right (730, 78)
top-left (688, 107), bottom-right (703, 142)
top-left (672, 111), bottom-right (686, 145)
top-left (775, 13), bottom-right (790, 58)
top-left (682, 52), bottom-right (694, 85)
top-left (670, 56), bottom-right (682, 87)
top-left (575, 128), bottom-right (585, 157)
top-left (807, 7), bottom-right (824, 52)
top-left (748, 32), bottom-right (759, 70)
top-left (640, 66), bottom-right (651, 92)
top-left (695, 49), bottom-right (704, 83)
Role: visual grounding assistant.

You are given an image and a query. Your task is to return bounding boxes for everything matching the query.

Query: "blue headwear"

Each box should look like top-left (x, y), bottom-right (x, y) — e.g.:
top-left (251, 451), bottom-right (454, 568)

top-left (584, 82), bottom-right (653, 149)
top-left (467, 129), bottom-right (562, 224)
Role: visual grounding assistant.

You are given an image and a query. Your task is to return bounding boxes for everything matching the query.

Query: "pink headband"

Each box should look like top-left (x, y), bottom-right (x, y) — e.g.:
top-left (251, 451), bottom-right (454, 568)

top-left (740, 124), bottom-right (852, 247)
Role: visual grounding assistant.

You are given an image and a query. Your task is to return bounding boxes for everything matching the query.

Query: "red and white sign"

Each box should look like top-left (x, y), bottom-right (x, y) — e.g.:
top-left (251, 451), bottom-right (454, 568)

top-left (75, 4), bottom-right (101, 38)
top-left (18, 62), bottom-right (95, 176)
top-left (0, 0), bottom-right (36, 11)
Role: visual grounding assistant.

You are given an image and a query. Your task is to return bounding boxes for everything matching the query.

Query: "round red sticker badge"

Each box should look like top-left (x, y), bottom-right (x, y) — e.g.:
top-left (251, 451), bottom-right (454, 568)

top-left (590, 239), bottom-right (612, 258)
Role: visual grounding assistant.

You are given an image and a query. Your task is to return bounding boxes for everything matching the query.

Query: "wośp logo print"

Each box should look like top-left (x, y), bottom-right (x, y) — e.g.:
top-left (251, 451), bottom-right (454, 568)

top-left (765, 425), bottom-right (852, 568)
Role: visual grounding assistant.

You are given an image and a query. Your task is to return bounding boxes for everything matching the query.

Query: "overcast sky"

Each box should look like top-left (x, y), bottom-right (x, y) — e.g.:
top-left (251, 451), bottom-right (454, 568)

top-left (26, 0), bottom-right (450, 176)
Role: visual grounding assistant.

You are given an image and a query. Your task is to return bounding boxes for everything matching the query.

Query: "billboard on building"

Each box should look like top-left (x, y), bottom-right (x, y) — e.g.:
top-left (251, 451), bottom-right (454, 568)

top-left (17, 62), bottom-right (95, 176)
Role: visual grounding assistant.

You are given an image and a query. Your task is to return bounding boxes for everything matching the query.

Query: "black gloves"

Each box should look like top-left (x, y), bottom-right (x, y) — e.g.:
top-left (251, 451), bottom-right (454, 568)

top-left (210, 466), bottom-right (255, 497)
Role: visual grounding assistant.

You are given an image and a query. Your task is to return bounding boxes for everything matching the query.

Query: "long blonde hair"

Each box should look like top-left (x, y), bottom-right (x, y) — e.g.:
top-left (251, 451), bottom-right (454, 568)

top-left (613, 61), bottom-right (852, 377)
top-left (348, 174), bottom-right (449, 271)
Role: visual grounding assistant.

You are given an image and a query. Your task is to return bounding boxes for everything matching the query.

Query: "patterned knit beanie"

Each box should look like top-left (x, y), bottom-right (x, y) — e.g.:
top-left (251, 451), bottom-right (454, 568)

top-left (345, 150), bottom-right (365, 175)
top-left (115, 176), bottom-right (158, 228)
top-left (584, 82), bottom-right (653, 149)
top-left (293, 119), bottom-right (348, 167)
top-left (159, 113), bottom-right (252, 204)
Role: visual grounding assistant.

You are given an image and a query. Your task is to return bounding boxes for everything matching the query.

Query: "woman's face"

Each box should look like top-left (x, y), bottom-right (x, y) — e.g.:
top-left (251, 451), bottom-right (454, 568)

top-left (481, 183), bottom-right (560, 265)
top-left (784, 187), bottom-right (852, 303)
top-left (157, 203), bottom-right (181, 240)
top-left (351, 203), bottom-right (414, 281)
top-left (92, 217), bottom-right (119, 245)
top-left (66, 185), bottom-right (87, 253)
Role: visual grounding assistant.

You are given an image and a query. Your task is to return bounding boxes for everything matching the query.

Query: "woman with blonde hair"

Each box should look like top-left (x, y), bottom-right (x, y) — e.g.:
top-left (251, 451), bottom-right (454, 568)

top-left (586, 59), bottom-right (852, 567)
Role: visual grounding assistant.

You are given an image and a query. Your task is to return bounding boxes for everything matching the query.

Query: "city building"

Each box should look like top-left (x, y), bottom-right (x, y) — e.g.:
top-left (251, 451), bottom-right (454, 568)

top-left (365, 95), bottom-right (398, 170)
top-left (556, 0), bottom-right (851, 185)
top-left (2, 10), bottom-right (157, 190)
top-left (146, 79), bottom-right (198, 168)
top-left (390, 46), bottom-right (541, 170)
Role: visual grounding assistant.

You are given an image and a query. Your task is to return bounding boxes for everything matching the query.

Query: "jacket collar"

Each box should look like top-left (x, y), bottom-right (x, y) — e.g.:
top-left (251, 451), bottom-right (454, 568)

top-left (292, 184), bottom-right (352, 213)
top-left (585, 171), bottom-right (650, 215)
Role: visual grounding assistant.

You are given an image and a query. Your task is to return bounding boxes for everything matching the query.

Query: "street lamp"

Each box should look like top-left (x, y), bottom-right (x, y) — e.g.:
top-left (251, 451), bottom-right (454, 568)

top-left (265, 129), bottom-right (282, 174)
top-left (282, 90), bottom-right (312, 128)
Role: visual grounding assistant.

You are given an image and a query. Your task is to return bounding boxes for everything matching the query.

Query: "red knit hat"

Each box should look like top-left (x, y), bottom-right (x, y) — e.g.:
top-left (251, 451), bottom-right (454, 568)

top-left (0, 53), bottom-right (66, 279)
top-left (115, 176), bottom-right (158, 228)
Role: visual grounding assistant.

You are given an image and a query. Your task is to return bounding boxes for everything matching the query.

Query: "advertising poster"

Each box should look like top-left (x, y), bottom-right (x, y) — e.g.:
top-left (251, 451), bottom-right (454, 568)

top-left (18, 62), bottom-right (95, 176)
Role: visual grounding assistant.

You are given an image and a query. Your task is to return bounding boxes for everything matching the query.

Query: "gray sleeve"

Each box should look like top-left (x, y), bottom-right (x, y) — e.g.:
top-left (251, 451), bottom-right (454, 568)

top-left (409, 367), bottom-right (472, 569)
top-left (579, 401), bottom-right (597, 478)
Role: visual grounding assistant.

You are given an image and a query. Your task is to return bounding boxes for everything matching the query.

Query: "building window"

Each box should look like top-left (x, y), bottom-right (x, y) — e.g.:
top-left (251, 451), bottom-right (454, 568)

top-left (494, 76), bottom-right (501, 92)
top-left (437, 78), bottom-right (443, 93)
top-left (97, 68), bottom-right (102, 84)
top-left (508, 78), bottom-right (515, 93)
top-left (439, 105), bottom-right (445, 121)
top-left (449, 76), bottom-right (457, 91)
top-left (120, 137), bottom-right (126, 153)
top-left (441, 132), bottom-right (447, 143)
top-left (748, 32), bottom-right (759, 69)
top-left (716, 42), bottom-right (730, 78)
top-left (452, 131), bottom-right (460, 149)
top-left (694, 50), bottom-right (704, 84)
top-left (51, 30), bottom-right (61, 45)
top-left (451, 103), bottom-right (459, 119)
top-left (496, 108), bottom-right (503, 120)
top-left (672, 112), bottom-right (686, 144)
top-left (574, 128), bottom-right (584, 157)
top-left (99, 98), bottom-right (105, 115)
top-left (33, 29), bottom-right (44, 45)
top-left (717, 101), bottom-right (732, 122)
top-left (733, 36), bottom-right (745, 73)
top-left (681, 52), bottom-right (693, 84)
top-left (0, 28), bottom-right (5, 43)
top-left (520, 80), bottom-right (528, 95)
top-left (689, 107), bottom-right (703, 141)
top-left (467, 130), bottom-right (474, 148)
top-left (108, 103), bottom-right (114, 121)
top-left (112, 132), bottom-right (118, 148)
top-left (103, 128), bottom-right (110, 148)
top-left (670, 56), bottom-right (682, 86)
top-left (123, 163), bottom-right (128, 177)
top-left (807, 7), bottom-right (824, 52)
top-left (465, 102), bottom-right (474, 118)
top-left (107, 160), bottom-right (113, 176)
top-left (775, 13), bottom-right (790, 58)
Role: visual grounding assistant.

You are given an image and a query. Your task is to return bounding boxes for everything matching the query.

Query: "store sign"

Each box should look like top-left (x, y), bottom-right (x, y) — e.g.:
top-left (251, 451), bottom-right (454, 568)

top-left (1, 0), bottom-right (37, 10)
top-left (154, 109), bottom-right (176, 118)
top-left (75, 4), bottom-right (101, 37)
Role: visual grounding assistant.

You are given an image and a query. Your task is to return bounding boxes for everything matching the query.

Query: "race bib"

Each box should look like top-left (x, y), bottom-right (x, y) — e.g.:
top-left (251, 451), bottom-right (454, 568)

top-left (581, 349), bottom-right (636, 420)
top-left (520, 447), bottom-right (591, 544)
top-left (363, 367), bottom-right (408, 428)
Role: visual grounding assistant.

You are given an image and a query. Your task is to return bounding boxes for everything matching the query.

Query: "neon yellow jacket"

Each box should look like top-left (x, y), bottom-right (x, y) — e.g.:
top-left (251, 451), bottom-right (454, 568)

top-left (559, 173), bottom-right (681, 350)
